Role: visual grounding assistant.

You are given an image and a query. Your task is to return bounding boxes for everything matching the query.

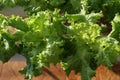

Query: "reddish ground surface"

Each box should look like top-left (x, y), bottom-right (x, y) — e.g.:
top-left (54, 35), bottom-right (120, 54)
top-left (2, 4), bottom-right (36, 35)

top-left (0, 61), bottom-right (120, 80)
top-left (0, 61), bottom-right (26, 80)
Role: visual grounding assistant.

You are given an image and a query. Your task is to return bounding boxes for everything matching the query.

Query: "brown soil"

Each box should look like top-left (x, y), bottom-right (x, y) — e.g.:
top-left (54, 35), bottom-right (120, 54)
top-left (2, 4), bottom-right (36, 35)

top-left (97, 17), bottom-right (112, 35)
top-left (112, 62), bottom-right (120, 75)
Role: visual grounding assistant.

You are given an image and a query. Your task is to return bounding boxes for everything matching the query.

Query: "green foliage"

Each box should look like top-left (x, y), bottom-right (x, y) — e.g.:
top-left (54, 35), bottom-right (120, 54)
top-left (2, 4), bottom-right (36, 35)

top-left (109, 14), bottom-right (120, 41)
top-left (8, 16), bottom-right (29, 32)
top-left (1, 9), bottom-right (120, 79)
top-left (88, 0), bottom-right (120, 21)
top-left (0, 0), bottom-right (30, 10)
top-left (0, 0), bottom-right (83, 14)
top-left (50, 0), bottom-right (65, 6)
top-left (96, 37), bottom-right (120, 67)
top-left (1, 1), bottom-right (120, 80)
